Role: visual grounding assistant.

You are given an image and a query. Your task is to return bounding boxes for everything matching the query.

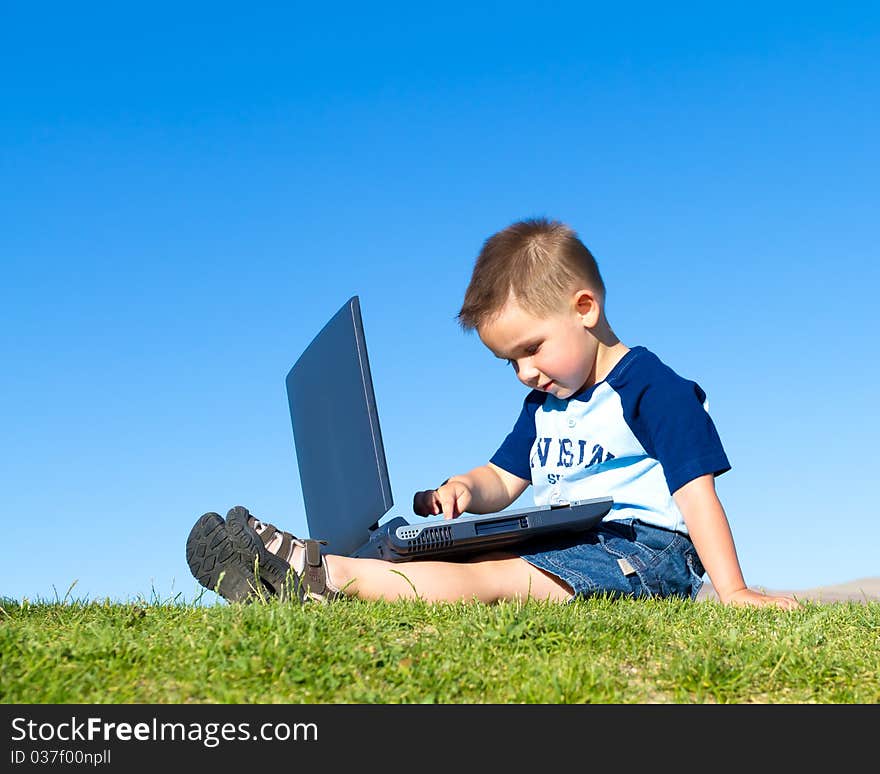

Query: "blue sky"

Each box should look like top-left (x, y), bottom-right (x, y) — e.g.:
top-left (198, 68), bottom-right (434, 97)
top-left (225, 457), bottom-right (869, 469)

top-left (2, 2), bottom-right (878, 603)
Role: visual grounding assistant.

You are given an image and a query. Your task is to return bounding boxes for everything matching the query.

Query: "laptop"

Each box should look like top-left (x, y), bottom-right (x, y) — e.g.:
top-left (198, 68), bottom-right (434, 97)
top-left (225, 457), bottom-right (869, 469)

top-left (284, 295), bottom-right (612, 561)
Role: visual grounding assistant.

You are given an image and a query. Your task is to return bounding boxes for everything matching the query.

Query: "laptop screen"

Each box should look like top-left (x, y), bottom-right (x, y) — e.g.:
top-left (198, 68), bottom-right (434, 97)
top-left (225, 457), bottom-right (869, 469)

top-left (285, 296), bottom-right (394, 556)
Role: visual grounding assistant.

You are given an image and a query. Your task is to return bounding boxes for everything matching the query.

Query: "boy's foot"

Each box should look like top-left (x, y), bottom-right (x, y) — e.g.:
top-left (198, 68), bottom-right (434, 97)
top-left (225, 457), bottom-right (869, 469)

top-left (224, 505), bottom-right (343, 603)
top-left (186, 512), bottom-right (265, 603)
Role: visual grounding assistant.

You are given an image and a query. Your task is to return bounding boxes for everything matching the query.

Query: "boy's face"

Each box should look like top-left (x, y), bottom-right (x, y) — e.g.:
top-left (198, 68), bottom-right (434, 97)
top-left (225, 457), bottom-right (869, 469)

top-left (477, 293), bottom-right (600, 399)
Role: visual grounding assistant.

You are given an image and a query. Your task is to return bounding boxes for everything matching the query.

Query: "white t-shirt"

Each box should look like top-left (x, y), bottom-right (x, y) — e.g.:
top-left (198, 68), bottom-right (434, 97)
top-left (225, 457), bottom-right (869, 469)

top-left (490, 346), bottom-right (731, 535)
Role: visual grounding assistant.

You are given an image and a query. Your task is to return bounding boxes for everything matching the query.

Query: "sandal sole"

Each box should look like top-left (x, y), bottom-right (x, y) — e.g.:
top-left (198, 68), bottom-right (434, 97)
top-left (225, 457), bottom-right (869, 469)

top-left (225, 505), bottom-right (303, 602)
top-left (185, 512), bottom-right (263, 603)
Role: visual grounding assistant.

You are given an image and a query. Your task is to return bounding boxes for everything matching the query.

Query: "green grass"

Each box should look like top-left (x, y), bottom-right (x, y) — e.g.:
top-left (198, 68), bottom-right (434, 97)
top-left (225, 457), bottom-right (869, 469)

top-left (2, 593), bottom-right (878, 703)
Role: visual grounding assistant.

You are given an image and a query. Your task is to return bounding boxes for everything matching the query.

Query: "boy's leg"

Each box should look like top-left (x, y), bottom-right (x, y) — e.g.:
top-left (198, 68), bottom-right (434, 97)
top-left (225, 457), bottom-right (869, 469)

top-left (325, 552), bottom-right (574, 603)
top-left (207, 506), bottom-right (573, 604)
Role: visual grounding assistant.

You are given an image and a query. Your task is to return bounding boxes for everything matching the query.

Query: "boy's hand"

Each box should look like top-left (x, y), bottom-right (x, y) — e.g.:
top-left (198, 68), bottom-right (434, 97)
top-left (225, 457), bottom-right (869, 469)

top-left (412, 479), bottom-right (473, 520)
top-left (722, 588), bottom-right (801, 610)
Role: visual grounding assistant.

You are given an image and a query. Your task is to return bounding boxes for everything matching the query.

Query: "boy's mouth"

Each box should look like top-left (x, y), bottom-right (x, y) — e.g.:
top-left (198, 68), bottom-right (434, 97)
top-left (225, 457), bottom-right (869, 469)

top-left (538, 381), bottom-right (554, 392)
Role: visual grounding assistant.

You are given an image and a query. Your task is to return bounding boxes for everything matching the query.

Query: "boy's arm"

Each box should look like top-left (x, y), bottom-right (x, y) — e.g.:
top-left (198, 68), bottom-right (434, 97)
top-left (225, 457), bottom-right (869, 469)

top-left (674, 474), bottom-right (799, 609)
top-left (413, 462), bottom-right (529, 520)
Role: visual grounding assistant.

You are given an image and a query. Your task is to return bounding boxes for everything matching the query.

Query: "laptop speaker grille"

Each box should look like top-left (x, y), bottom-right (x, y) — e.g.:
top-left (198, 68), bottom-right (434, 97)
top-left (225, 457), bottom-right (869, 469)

top-left (399, 524), bottom-right (454, 552)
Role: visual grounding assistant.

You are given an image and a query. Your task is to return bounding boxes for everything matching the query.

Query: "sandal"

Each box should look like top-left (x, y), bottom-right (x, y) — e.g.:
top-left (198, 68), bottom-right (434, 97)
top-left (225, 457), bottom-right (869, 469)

top-left (225, 505), bottom-right (343, 603)
top-left (186, 512), bottom-right (265, 603)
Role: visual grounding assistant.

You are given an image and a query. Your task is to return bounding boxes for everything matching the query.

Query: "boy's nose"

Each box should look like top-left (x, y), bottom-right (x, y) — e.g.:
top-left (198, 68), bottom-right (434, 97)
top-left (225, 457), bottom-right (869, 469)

top-left (517, 360), bottom-right (541, 385)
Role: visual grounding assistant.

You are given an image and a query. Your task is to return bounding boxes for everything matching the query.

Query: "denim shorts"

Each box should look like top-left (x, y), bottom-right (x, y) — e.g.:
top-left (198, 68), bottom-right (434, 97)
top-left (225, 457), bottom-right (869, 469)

top-left (518, 518), bottom-right (705, 601)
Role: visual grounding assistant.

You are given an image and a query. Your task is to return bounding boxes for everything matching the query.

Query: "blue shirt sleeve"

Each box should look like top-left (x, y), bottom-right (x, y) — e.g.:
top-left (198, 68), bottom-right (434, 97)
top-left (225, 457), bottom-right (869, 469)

top-left (617, 351), bottom-right (731, 495)
top-left (489, 391), bottom-right (543, 482)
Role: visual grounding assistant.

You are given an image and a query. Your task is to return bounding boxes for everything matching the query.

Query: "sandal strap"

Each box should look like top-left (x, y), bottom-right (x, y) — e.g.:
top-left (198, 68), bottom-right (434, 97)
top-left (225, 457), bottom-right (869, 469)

top-left (249, 517), bottom-right (302, 556)
top-left (278, 532), bottom-right (293, 564)
top-left (257, 524), bottom-right (277, 547)
top-left (302, 539), bottom-right (340, 601)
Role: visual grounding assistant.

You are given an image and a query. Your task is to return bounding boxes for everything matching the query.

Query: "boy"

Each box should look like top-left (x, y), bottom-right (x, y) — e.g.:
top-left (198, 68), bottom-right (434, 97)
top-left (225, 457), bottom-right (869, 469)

top-left (186, 218), bottom-right (798, 609)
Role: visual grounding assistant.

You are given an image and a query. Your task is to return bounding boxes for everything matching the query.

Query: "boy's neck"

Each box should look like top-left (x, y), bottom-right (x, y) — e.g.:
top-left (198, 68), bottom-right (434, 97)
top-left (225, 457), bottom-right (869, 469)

top-left (591, 320), bottom-right (629, 386)
top-left (594, 340), bottom-right (630, 384)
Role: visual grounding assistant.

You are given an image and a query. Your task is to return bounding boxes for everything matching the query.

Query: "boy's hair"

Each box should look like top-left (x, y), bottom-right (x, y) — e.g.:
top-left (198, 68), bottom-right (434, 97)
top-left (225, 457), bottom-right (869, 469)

top-left (457, 217), bottom-right (606, 331)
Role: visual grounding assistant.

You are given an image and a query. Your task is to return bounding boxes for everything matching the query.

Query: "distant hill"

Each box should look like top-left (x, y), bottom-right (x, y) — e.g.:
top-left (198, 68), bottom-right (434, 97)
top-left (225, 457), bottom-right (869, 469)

top-left (697, 577), bottom-right (880, 604)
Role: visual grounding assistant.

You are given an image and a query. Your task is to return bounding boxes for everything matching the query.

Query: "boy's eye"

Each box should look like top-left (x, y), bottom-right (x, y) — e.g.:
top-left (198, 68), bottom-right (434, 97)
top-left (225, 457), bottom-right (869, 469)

top-left (505, 344), bottom-right (540, 365)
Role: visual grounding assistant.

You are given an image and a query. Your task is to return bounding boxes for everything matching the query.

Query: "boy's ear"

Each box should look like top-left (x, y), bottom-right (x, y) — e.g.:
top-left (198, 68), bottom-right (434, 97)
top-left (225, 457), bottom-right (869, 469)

top-left (572, 289), bottom-right (601, 327)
